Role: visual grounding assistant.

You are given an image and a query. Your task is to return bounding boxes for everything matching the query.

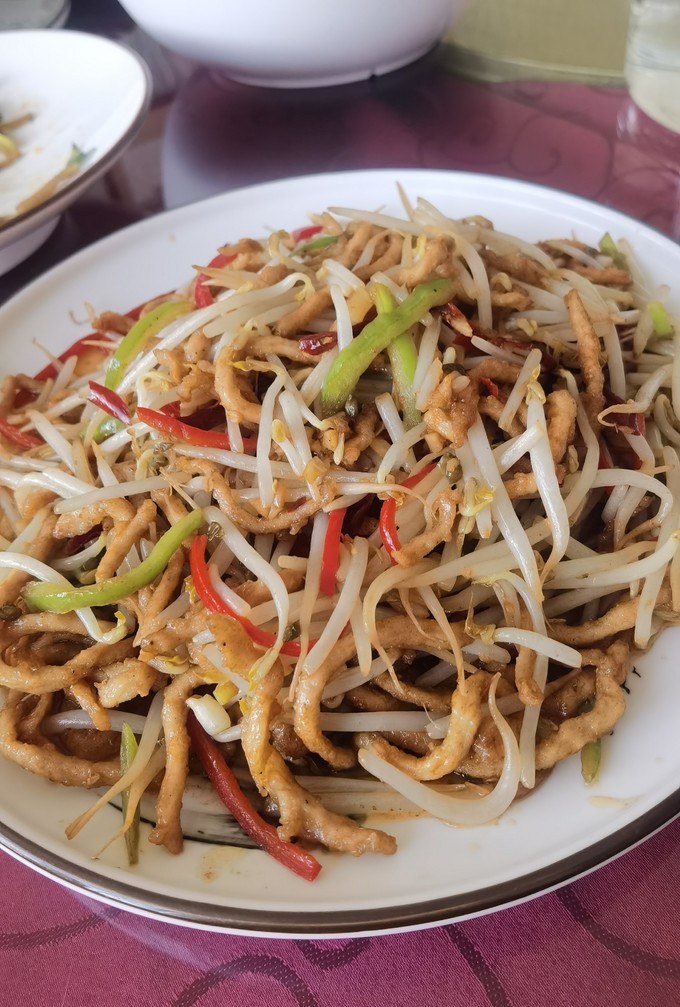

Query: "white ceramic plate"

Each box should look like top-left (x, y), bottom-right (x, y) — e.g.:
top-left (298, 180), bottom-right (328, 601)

top-left (0, 169), bottom-right (678, 938)
top-left (0, 29), bottom-right (150, 275)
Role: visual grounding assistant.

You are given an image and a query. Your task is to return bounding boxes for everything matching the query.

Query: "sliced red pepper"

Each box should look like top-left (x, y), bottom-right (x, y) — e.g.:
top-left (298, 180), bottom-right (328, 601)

top-left (194, 253), bottom-right (236, 308)
top-left (319, 508), bottom-right (346, 597)
top-left (190, 535), bottom-right (310, 657)
top-left (159, 401), bottom-right (182, 418)
top-left (298, 332), bottom-right (338, 356)
top-left (33, 333), bottom-right (115, 383)
top-left (0, 415), bottom-right (42, 449)
top-left (379, 464), bottom-right (436, 563)
top-left (291, 225), bottom-right (323, 244)
top-left (88, 381), bottom-right (131, 425)
top-left (187, 712), bottom-right (321, 881)
top-left (136, 407), bottom-right (257, 453)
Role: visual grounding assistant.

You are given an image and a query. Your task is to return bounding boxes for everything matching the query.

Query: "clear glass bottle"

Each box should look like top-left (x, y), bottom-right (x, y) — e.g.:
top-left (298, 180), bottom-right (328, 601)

top-left (625, 0), bottom-right (680, 133)
top-left (0, 1), bottom-right (70, 30)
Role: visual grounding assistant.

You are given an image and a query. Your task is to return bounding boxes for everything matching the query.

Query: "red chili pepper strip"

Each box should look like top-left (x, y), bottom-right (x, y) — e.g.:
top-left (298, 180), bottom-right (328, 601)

top-left (88, 381), bottom-right (131, 425)
top-left (0, 415), bottom-right (42, 449)
top-left (136, 407), bottom-right (257, 453)
top-left (34, 333), bottom-right (115, 383)
top-left (160, 401), bottom-right (181, 417)
top-left (189, 535), bottom-right (308, 657)
top-left (291, 225), bottom-right (323, 244)
top-left (187, 712), bottom-right (321, 882)
top-left (319, 509), bottom-right (346, 597)
top-left (194, 253), bottom-right (235, 308)
top-left (298, 332), bottom-right (338, 356)
top-left (379, 465), bottom-right (436, 563)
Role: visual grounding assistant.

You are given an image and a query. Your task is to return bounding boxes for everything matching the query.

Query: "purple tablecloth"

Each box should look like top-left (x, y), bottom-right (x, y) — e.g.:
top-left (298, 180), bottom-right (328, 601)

top-left (1, 6), bottom-right (679, 1003)
top-left (3, 819), bottom-right (680, 1005)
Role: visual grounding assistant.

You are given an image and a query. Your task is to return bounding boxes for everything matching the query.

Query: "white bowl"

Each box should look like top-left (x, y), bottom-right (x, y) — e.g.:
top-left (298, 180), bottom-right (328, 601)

top-left (0, 30), bottom-right (151, 276)
top-left (117, 0), bottom-right (470, 88)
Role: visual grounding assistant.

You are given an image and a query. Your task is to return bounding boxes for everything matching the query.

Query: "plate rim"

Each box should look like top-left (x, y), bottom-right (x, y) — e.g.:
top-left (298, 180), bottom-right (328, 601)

top-left (0, 28), bottom-right (152, 245)
top-left (1, 795), bottom-right (678, 937)
top-left (1, 166), bottom-right (679, 937)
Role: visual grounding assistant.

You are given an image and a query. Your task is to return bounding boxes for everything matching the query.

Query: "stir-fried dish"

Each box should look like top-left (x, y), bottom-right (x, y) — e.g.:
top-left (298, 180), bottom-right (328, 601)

top-left (0, 194), bottom-right (677, 880)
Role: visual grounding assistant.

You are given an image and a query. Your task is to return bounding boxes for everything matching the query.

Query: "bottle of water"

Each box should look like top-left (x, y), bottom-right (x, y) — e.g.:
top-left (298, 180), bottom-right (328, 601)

top-left (0, 1), bottom-right (69, 29)
top-left (625, 0), bottom-right (680, 133)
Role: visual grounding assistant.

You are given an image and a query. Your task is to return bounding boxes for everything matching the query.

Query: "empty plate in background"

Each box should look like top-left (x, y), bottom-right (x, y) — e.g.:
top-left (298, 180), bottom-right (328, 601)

top-left (0, 29), bottom-right (150, 276)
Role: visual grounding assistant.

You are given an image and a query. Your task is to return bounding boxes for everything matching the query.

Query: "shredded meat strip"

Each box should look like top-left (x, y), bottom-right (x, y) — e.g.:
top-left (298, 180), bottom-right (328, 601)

top-left (293, 616), bottom-right (469, 771)
top-left (458, 642), bottom-right (628, 780)
top-left (392, 490), bottom-right (458, 567)
top-left (0, 691), bottom-right (119, 787)
top-left (95, 659), bottom-right (165, 709)
top-left (481, 249), bottom-right (548, 287)
top-left (341, 405), bottom-right (379, 466)
top-left (96, 500), bottom-right (157, 582)
top-left (233, 622), bottom-right (396, 856)
top-left (54, 499), bottom-right (135, 538)
top-left (66, 680), bottom-right (111, 732)
top-left (214, 345), bottom-right (262, 426)
top-left (210, 471), bottom-right (336, 536)
top-left (424, 372), bottom-right (479, 449)
top-left (549, 586), bottom-right (671, 645)
top-left (545, 388), bottom-right (577, 463)
top-left (358, 672), bottom-right (488, 781)
top-left (394, 237), bottom-right (453, 288)
top-left (0, 510), bottom-right (57, 606)
top-left (373, 671), bottom-right (452, 715)
top-left (565, 289), bottom-right (605, 431)
top-left (149, 670), bottom-right (202, 854)
top-left (242, 334), bottom-right (318, 364)
top-left (0, 636), bottom-right (135, 695)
